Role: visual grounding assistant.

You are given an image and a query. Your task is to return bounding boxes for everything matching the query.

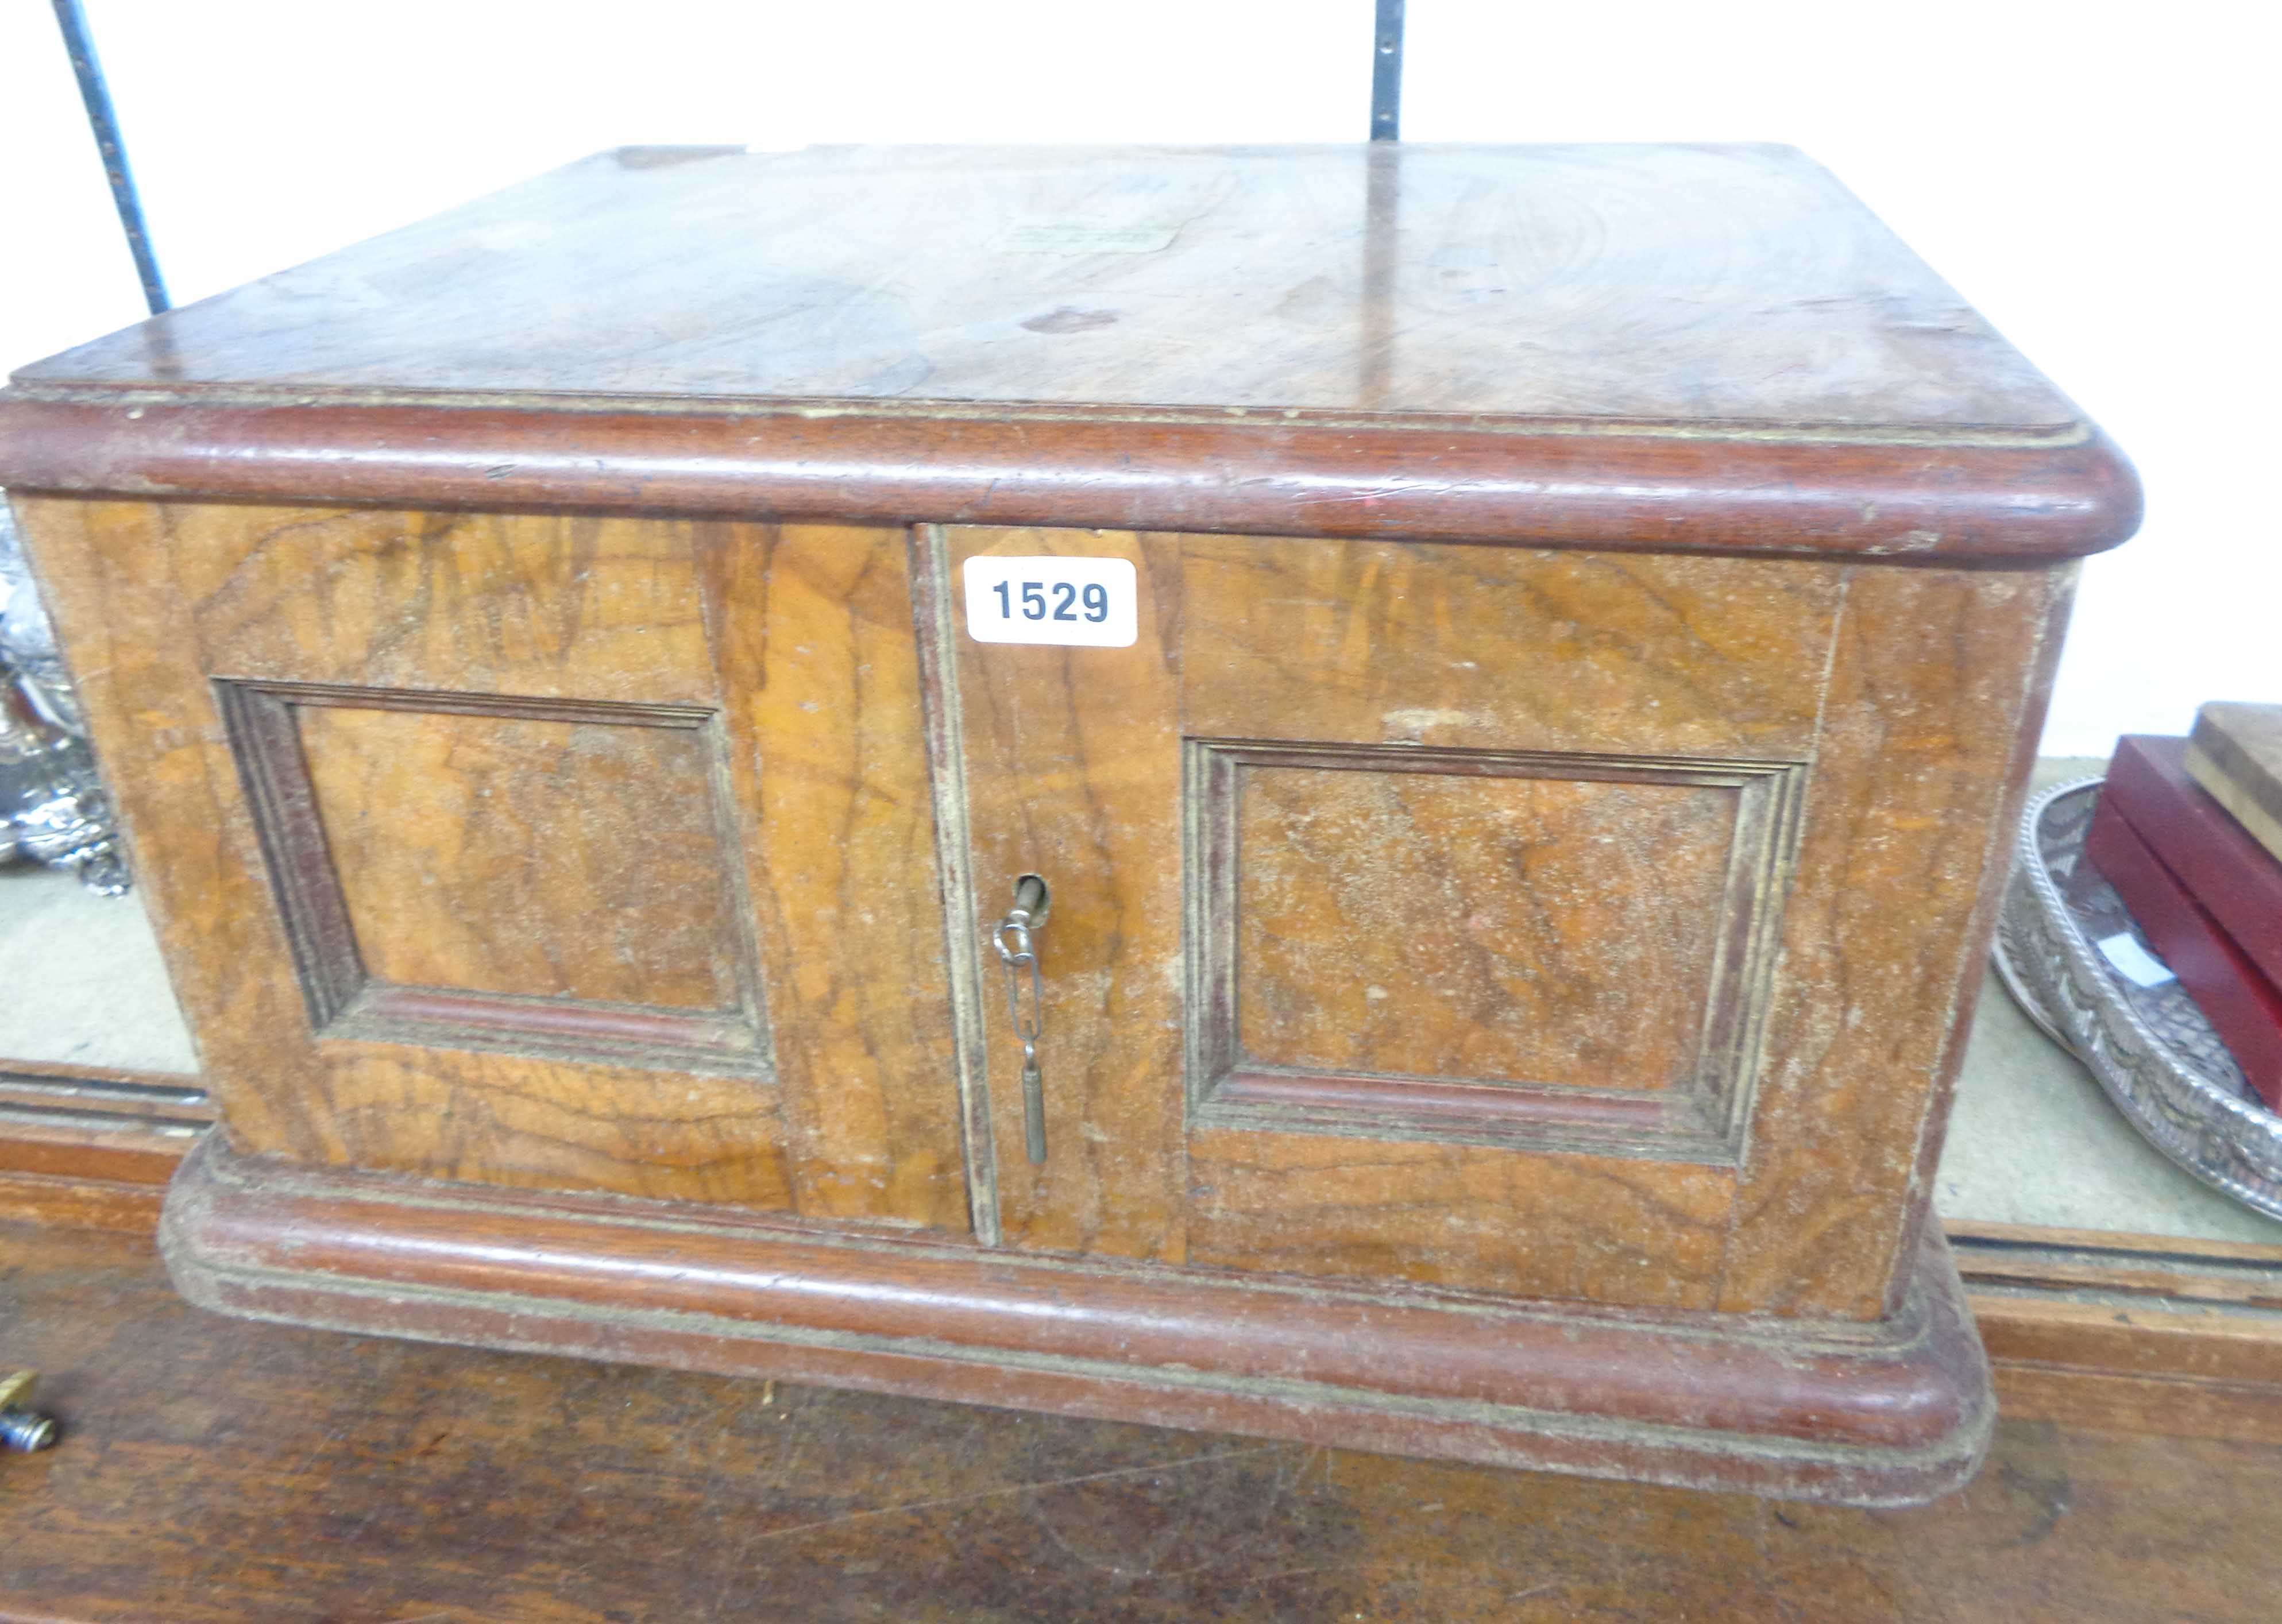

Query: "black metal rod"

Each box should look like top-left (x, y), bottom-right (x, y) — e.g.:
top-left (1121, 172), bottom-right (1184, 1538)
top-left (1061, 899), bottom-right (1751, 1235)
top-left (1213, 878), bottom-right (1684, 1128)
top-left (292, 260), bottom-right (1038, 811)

top-left (1370, 0), bottom-right (1405, 142)
top-left (51, 0), bottom-right (168, 314)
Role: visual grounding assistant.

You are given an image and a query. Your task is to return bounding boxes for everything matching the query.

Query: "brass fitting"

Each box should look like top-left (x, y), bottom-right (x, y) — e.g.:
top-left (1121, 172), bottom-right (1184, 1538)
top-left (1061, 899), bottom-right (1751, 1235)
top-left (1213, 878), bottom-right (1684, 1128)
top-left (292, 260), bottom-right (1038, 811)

top-left (0, 1370), bottom-right (59, 1452)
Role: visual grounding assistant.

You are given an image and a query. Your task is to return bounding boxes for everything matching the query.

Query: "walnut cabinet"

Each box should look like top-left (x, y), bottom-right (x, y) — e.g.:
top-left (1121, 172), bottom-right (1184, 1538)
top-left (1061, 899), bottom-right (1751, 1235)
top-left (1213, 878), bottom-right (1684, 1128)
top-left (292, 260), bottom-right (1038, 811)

top-left (0, 144), bottom-right (2140, 1503)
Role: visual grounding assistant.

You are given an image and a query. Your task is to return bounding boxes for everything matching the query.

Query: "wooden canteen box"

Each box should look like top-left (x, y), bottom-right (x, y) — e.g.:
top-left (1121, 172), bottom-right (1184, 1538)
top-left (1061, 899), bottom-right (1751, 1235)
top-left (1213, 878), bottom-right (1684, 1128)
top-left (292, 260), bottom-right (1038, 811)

top-left (0, 145), bottom-right (2139, 1504)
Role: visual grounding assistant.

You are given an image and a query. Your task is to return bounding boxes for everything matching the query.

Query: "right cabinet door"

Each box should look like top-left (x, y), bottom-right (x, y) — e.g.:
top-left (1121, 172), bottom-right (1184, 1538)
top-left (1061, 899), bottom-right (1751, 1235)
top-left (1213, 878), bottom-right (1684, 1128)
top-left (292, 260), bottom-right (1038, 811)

top-left (936, 524), bottom-right (2066, 1320)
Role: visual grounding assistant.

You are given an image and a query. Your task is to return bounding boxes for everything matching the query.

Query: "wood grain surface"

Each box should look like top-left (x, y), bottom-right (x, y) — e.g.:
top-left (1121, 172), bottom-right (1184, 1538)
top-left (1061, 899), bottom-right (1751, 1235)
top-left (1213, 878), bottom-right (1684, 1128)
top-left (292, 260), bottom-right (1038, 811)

top-left (943, 527), bottom-right (1818, 1297)
top-left (0, 1066), bottom-right (207, 1231)
top-left (705, 521), bottom-right (971, 1231)
top-left (298, 702), bottom-right (739, 1009)
top-left (18, 494), bottom-right (2071, 1324)
top-left (0, 146), bottom-right (2143, 563)
top-left (1948, 1224), bottom-right (2282, 1444)
top-left (2187, 701), bottom-right (2282, 864)
top-left (0, 396), bottom-right (2142, 564)
top-left (936, 528), bottom-right (2065, 1318)
top-left (937, 526), bottom-right (1190, 1263)
top-left (1720, 565), bottom-right (2076, 1318)
top-left (0, 140), bottom-right (2154, 1503)
top-left (157, 1135), bottom-right (1994, 1505)
top-left (13, 1219), bottom-right (2274, 1624)
top-left (0, 1112), bottom-right (194, 1190)
top-left (0, 1062), bottom-right (213, 1129)
top-left (1233, 764), bottom-right (1736, 1091)
top-left (11, 500), bottom-right (968, 1229)
top-left (1177, 531), bottom-right (1802, 1305)
top-left (1174, 535), bottom-right (1841, 758)
top-left (13, 145), bottom-right (2080, 427)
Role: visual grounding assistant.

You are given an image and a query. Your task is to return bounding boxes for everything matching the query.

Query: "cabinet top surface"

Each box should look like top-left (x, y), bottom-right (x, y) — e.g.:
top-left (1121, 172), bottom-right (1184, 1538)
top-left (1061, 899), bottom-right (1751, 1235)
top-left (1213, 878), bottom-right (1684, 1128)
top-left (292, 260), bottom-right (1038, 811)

top-left (17, 143), bottom-right (2076, 432)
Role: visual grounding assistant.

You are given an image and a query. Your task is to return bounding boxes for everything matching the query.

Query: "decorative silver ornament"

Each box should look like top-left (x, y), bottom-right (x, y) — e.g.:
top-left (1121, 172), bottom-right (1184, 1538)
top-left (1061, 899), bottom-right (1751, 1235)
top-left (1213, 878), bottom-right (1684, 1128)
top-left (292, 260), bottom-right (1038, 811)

top-left (1994, 776), bottom-right (2282, 1220)
top-left (1, 499), bottom-right (129, 894)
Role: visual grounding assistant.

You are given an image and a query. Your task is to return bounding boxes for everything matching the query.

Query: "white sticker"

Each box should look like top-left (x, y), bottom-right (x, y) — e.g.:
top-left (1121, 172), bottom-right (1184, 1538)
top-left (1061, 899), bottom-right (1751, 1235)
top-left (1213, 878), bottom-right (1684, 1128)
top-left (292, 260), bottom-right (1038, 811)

top-left (2096, 931), bottom-right (2177, 989)
top-left (963, 556), bottom-right (1138, 648)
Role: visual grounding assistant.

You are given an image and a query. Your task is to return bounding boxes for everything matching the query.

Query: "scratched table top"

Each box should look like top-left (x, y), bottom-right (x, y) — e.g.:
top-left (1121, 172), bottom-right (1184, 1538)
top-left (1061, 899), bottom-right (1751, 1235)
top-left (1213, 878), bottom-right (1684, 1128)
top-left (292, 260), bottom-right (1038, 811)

top-left (13, 144), bottom-right (2078, 433)
top-left (3, 1220), bottom-right (2276, 1622)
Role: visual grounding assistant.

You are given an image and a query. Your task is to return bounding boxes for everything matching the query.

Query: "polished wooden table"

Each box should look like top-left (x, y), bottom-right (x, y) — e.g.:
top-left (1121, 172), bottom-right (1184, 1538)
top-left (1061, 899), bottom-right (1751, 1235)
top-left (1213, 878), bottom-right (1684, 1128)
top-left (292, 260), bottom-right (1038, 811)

top-left (5, 1218), bottom-right (2277, 1623)
top-left (0, 144), bottom-right (2141, 1505)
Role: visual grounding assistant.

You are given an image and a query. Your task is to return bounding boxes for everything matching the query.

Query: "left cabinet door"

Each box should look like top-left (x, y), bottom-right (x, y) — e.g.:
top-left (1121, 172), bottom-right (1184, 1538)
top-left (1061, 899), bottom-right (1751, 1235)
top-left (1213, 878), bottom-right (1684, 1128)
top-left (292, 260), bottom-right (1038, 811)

top-left (14, 500), bottom-right (976, 1234)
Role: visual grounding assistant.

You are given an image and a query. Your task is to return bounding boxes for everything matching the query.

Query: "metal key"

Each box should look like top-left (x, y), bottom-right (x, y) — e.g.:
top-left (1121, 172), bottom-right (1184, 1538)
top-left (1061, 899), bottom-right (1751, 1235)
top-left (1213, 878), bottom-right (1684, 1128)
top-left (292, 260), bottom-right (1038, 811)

top-left (991, 875), bottom-right (1051, 1164)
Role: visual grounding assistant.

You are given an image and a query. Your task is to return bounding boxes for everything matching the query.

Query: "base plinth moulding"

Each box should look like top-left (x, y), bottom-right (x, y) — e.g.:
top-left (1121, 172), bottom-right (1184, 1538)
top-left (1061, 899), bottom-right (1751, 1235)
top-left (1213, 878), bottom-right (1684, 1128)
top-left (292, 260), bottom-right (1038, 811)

top-left (160, 1135), bottom-right (1993, 1506)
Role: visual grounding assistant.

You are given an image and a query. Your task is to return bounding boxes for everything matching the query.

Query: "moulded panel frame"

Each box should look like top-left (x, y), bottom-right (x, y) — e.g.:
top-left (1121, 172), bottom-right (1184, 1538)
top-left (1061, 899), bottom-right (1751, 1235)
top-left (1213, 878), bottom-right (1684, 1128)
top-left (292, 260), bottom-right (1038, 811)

top-left (1184, 737), bottom-right (1809, 1165)
top-left (212, 677), bottom-right (774, 1078)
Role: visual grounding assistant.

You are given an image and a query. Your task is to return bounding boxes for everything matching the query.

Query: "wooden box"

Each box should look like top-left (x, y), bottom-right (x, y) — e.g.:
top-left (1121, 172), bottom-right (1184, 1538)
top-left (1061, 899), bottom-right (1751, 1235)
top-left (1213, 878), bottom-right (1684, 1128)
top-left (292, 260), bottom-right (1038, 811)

top-left (0, 144), bottom-right (2139, 1504)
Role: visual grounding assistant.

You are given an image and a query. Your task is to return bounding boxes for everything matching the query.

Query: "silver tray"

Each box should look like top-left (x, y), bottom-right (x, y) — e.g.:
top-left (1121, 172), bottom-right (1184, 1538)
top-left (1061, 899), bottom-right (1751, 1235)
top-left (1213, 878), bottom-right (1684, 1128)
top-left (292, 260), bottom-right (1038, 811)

top-left (1993, 776), bottom-right (2282, 1219)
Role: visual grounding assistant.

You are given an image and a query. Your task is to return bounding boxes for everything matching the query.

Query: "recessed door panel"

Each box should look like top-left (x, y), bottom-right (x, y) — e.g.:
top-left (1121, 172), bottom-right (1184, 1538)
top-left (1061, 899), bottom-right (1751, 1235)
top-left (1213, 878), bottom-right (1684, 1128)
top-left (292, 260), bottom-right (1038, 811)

top-left (19, 500), bottom-right (972, 1231)
top-left (939, 525), bottom-right (1844, 1305)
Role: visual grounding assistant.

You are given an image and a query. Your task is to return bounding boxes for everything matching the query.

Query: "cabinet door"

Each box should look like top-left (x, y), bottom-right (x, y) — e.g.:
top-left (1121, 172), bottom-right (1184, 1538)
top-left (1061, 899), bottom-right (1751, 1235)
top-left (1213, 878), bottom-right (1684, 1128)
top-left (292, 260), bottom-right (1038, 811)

top-left (19, 500), bottom-right (974, 1233)
top-left (938, 525), bottom-right (2061, 1316)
